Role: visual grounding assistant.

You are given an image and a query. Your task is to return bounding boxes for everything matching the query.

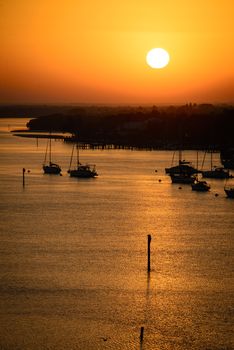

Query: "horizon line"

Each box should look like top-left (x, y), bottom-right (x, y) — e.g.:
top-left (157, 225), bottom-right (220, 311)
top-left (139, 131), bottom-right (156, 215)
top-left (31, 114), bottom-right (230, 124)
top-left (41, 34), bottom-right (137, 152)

top-left (0, 101), bottom-right (234, 107)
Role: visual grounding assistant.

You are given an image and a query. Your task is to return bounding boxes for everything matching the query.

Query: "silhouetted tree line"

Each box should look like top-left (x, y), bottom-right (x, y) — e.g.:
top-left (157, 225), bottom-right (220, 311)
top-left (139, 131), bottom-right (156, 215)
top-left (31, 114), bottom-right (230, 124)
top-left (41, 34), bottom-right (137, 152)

top-left (2, 104), bottom-right (233, 149)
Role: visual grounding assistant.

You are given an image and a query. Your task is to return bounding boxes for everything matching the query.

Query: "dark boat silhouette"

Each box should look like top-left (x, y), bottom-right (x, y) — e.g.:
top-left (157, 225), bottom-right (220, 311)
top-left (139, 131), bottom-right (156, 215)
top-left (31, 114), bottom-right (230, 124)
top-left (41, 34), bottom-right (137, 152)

top-left (220, 148), bottom-right (234, 170)
top-left (165, 150), bottom-right (199, 175)
top-left (67, 143), bottom-right (98, 178)
top-left (201, 151), bottom-right (232, 179)
top-left (202, 166), bottom-right (231, 179)
top-left (43, 137), bottom-right (61, 174)
top-left (191, 177), bottom-right (210, 192)
top-left (170, 172), bottom-right (196, 184)
top-left (224, 186), bottom-right (234, 198)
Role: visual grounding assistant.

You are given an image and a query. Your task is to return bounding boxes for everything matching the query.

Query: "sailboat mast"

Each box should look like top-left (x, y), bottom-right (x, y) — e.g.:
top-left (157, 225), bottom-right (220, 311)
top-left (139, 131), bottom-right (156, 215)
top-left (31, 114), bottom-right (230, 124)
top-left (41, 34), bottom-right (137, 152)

top-left (171, 151), bottom-right (175, 166)
top-left (49, 136), bottom-right (52, 163)
top-left (76, 143), bottom-right (80, 167)
top-left (179, 149), bottom-right (182, 164)
top-left (201, 151), bottom-right (206, 170)
top-left (69, 144), bottom-right (75, 171)
top-left (44, 139), bottom-right (49, 164)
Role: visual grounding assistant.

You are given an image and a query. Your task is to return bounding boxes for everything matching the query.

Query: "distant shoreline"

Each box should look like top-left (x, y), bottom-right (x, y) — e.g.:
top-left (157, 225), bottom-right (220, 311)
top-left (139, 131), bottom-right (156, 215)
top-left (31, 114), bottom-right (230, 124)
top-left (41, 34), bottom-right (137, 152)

top-left (2, 103), bottom-right (234, 150)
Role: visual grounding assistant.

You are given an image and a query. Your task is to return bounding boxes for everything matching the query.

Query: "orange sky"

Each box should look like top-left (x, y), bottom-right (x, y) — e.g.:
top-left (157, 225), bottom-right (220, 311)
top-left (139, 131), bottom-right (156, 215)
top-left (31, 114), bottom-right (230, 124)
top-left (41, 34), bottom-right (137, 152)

top-left (0, 0), bottom-right (234, 104)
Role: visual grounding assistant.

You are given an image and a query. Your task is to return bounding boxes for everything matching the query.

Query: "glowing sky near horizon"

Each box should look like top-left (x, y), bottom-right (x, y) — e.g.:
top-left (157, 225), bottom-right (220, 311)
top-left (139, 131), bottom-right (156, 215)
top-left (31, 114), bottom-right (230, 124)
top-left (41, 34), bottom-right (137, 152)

top-left (0, 0), bottom-right (234, 104)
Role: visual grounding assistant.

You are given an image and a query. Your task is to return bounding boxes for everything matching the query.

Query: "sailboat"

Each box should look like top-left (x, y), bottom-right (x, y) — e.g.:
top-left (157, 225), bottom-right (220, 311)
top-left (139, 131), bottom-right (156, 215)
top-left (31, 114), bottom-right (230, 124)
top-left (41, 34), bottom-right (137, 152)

top-left (67, 143), bottom-right (98, 178)
top-left (165, 150), bottom-right (199, 175)
top-left (43, 137), bottom-right (61, 174)
top-left (170, 172), bottom-right (196, 184)
top-left (201, 151), bottom-right (231, 179)
top-left (191, 152), bottom-right (210, 191)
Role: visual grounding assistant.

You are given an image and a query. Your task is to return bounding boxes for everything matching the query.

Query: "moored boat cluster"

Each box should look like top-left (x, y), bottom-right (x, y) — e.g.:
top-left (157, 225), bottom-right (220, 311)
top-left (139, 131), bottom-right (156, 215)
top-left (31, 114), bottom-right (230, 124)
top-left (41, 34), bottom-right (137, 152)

top-left (164, 150), bottom-right (233, 196)
top-left (34, 139), bottom-right (234, 197)
top-left (43, 140), bottom-right (98, 178)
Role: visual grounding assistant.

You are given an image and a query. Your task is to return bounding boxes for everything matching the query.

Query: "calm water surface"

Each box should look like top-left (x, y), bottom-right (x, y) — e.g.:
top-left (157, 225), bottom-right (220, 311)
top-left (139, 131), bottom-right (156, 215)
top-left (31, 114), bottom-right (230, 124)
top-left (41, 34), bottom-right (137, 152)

top-left (0, 118), bottom-right (233, 350)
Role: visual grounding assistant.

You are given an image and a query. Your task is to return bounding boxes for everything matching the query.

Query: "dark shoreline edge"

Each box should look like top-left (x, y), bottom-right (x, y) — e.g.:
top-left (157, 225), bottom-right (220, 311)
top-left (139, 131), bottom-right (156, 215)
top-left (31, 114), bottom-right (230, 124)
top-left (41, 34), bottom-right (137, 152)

top-left (3, 103), bottom-right (234, 150)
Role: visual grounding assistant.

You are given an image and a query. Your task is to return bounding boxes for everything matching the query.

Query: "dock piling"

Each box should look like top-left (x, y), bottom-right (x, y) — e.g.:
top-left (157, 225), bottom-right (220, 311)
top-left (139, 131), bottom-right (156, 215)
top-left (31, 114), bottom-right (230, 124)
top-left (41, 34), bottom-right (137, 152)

top-left (140, 326), bottom-right (144, 343)
top-left (22, 168), bottom-right (25, 187)
top-left (147, 234), bottom-right (152, 273)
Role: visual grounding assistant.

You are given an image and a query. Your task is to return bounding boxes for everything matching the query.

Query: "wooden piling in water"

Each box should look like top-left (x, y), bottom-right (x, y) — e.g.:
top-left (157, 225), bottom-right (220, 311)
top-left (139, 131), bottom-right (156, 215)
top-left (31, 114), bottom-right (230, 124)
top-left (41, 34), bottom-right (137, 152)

top-left (22, 168), bottom-right (25, 187)
top-left (140, 326), bottom-right (144, 343)
top-left (147, 234), bottom-right (151, 273)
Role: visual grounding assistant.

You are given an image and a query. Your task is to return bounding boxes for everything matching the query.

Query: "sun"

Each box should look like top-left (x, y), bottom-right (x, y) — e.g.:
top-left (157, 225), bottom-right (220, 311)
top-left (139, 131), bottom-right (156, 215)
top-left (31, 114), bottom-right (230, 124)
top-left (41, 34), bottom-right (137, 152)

top-left (146, 48), bottom-right (170, 69)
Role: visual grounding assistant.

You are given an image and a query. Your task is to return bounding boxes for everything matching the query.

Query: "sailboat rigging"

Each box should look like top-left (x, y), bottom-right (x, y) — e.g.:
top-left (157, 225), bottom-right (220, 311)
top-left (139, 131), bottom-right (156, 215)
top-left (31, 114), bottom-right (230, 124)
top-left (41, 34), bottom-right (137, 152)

top-left (165, 150), bottom-right (199, 175)
top-left (166, 150), bottom-right (198, 184)
top-left (43, 136), bottom-right (61, 174)
top-left (67, 143), bottom-right (98, 178)
top-left (201, 150), bottom-right (231, 179)
top-left (191, 151), bottom-right (210, 191)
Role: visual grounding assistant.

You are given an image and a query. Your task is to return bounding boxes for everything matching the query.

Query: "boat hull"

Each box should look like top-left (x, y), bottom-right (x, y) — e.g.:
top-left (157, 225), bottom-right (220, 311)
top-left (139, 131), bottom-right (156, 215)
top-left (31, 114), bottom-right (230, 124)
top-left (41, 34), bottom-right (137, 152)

top-left (170, 174), bottom-right (195, 184)
top-left (69, 170), bottom-right (97, 178)
top-left (224, 188), bottom-right (234, 198)
top-left (220, 149), bottom-right (234, 170)
top-left (202, 170), bottom-right (230, 179)
top-left (68, 165), bottom-right (98, 178)
top-left (43, 164), bottom-right (61, 174)
top-left (191, 181), bottom-right (210, 192)
top-left (165, 164), bottom-right (199, 175)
